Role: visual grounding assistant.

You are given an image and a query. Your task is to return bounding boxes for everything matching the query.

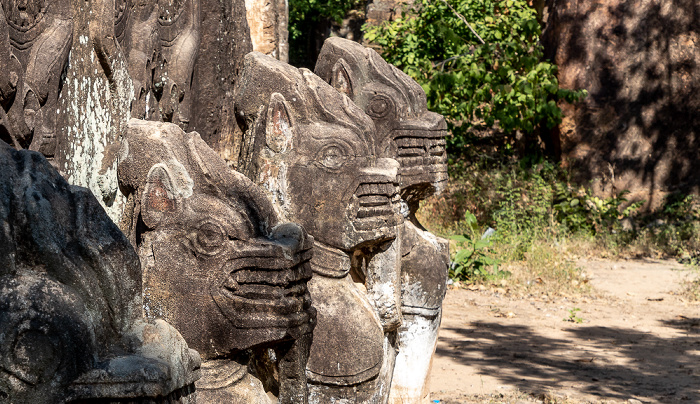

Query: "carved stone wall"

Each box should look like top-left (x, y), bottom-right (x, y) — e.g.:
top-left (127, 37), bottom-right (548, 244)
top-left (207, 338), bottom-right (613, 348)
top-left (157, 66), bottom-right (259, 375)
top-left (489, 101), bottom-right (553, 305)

top-left (0, 141), bottom-right (199, 403)
top-left (234, 51), bottom-right (404, 403)
top-left (116, 0), bottom-right (201, 129)
top-left (315, 37), bottom-right (449, 404)
top-left (0, 0), bottom-right (72, 157)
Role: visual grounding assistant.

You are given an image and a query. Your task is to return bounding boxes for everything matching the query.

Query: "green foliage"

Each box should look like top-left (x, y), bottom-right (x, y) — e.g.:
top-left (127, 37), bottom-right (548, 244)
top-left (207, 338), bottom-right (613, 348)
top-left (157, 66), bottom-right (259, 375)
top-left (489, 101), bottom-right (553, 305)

top-left (564, 307), bottom-right (583, 323)
top-left (634, 194), bottom-right (700, 259)
top-left (363, 0), bottom-right (586, 152)
top-left (449, 211), bottom-right (508, 283)
top-left (554, 188), bottom-right (644, 236)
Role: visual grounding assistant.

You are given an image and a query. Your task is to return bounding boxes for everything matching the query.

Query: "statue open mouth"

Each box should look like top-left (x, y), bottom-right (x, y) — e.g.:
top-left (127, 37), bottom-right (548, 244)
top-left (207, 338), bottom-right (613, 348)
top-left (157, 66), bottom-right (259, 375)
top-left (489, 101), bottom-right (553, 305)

top-left (353, 181), bottom-right (401, 231)
top-left (213, 244), bottom-right (315, 330)
top-left (395, 129), bottom-right (448, 178)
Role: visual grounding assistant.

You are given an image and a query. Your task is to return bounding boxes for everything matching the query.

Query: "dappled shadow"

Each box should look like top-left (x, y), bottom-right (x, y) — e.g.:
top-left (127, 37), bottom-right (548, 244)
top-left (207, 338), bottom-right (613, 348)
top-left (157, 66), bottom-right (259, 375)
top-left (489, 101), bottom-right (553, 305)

top-left (542, 0), bottom-right (700, 207)
top-left (436, 321), bottom-right (700, 401)
top-left (661, 317), bottom-right (700, 335)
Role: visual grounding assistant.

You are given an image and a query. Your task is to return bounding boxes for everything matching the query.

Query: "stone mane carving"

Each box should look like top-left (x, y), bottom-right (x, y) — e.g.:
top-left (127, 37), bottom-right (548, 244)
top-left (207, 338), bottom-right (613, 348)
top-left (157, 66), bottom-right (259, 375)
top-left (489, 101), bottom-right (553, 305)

top-left (0, 141), bottom-right (200, 403)
top-left (118, 119), bottom-right (316, 403)
top-left (117, 0), bottom-right (200, 128)
top-left (315, 37), bottom-right (449, 404)
top-left (234, 51), bottom-right (404, 403)
top-left (0, 0), bottom-right (72, 159)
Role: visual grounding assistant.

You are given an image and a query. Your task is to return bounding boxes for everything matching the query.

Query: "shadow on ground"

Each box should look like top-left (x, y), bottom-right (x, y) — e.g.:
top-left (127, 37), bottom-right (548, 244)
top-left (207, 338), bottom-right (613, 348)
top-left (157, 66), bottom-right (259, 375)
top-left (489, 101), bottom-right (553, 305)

top-left (436, 320), bottom-right (700, 402)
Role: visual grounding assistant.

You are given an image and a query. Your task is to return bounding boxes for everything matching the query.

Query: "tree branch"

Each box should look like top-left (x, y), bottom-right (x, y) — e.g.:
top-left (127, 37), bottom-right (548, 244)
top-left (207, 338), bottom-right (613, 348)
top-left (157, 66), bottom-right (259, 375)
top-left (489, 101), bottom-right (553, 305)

top-left (437, 0), bottom-right (486, 45)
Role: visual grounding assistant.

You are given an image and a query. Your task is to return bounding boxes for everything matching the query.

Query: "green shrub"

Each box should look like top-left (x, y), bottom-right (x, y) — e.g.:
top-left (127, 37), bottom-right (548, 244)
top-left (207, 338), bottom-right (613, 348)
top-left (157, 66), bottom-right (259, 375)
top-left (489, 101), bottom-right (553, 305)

top-left (363, 0), bottom-right (587, 153)
top-left (449, 211), bottom-right (508, 283)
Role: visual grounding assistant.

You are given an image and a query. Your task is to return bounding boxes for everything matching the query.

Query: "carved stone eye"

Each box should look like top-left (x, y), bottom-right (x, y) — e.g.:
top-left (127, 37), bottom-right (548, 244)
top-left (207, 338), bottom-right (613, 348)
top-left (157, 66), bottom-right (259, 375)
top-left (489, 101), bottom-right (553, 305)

top-left (366, 95), bottom-right (393, 118)
top-left (317, 144), bottom-right (349, 170)
top-left (193, 221), bottom-right (226, 255)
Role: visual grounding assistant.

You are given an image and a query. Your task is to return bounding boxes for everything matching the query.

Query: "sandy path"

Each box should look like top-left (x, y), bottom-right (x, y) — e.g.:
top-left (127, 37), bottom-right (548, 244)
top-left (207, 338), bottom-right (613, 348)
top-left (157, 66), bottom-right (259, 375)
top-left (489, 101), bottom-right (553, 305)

top-left (429, 259), bottom-right (700, 403)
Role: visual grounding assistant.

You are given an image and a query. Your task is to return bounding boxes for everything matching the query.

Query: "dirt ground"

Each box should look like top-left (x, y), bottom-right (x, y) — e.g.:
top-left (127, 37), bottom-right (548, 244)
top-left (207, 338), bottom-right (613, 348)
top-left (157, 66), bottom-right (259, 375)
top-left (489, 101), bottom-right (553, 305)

top-left (429, 259), bottom-right (700, 404)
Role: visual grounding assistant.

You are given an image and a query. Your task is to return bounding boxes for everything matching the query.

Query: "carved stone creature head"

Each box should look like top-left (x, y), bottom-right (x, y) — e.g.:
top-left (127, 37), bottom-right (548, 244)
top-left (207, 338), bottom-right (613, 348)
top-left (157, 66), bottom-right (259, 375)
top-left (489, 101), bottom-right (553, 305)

top-left (118, 119), bottom-right (316, 359)
top-left (234, 52), bottom-right (402, 252)
top-left (0, 141), bottom-right (199, 403)
top-left (315, 37), bottom-right (448, 204)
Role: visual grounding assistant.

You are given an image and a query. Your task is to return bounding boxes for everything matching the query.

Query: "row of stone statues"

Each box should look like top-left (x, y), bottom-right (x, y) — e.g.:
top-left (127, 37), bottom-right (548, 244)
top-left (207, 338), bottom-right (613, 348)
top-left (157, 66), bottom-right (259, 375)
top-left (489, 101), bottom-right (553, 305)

top-left (0, 1), bottom-right (448, 403)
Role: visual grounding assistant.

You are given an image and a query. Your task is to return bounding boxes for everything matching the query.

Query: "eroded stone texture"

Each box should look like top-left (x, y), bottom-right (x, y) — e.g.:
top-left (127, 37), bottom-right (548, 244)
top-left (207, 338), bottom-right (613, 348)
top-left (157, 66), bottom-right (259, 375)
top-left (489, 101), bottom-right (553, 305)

top-left (315, 37), bottom-right (449, 404)
top-left (189, 0), bottom-right (252, 165)
top-left (234, 51), bottom-right (404, 403)
top-left (0, 141), bottom-right (200, 403)
top-left (118, 119), bottom-right (316, 403)
top-left (51, 0), bottom-right (134, 223)
top-left (117, 0), bottom-right (200, 128)
top-left (0, 0), bottom-right (72, 158)
top-left (245, 0), bottom-right (288, 61)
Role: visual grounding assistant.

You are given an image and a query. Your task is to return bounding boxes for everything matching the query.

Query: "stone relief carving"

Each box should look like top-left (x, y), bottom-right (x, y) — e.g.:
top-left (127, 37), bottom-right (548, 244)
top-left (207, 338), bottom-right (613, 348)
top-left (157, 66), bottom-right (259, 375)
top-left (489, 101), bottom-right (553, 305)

top-left (0, 141), bottom-right (200, 403)
top-left (117, 0), bottom-right (200, 128)
top-left (315, 37), bottom-right (449, 403)
top-left (0, 0), bottom-right (72, 158)
top-left (234, 51), bottom-right (404, 403)
top-left (118, 119), bottom-right (316, 403)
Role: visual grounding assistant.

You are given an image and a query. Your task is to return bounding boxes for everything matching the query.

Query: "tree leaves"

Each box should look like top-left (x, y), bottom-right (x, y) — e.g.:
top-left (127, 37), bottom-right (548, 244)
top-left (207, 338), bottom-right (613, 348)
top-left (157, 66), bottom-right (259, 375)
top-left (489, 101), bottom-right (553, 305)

top-left (363, 0), bottom-right (587, 153)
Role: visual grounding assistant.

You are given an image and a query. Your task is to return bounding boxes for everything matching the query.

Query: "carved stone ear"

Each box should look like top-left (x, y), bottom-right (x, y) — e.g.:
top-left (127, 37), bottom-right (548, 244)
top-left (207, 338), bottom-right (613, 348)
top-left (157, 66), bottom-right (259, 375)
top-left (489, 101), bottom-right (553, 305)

top-left (331, 58), bottom-right (353, 97)
top-left (142, 164), bottom-right (178, 228)
top-left (265, 93), bottom-right (293, 153)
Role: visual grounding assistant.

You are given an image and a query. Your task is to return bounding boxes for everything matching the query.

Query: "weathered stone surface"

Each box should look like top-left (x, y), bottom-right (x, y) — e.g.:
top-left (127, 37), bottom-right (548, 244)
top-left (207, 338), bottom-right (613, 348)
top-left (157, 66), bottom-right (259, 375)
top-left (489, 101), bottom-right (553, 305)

top-left (118, 119), bottom-right (316, 403)
top-left (0, 0), bottom-right (72, 156)
top-left (245, 0), bottom-right (288, 61)
top-left (189, 0), bottom-right (252, 164)
top-left (542, 0), bottom-right (700, 206)
top-left (0, 141), bottom-right (200, 403)
top-left (50, 0), bottom-right (134, 223)
top-left (234, 51), bottom-right (404, 403)
top-left (315, 37), bottom-right (449, 404)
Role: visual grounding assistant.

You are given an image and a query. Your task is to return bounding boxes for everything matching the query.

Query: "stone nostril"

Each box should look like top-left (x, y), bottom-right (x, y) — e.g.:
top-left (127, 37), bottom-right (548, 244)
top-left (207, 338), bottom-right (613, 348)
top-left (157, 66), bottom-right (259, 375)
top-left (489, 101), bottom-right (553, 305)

top-left (270, 222), bottom-right (305, 251)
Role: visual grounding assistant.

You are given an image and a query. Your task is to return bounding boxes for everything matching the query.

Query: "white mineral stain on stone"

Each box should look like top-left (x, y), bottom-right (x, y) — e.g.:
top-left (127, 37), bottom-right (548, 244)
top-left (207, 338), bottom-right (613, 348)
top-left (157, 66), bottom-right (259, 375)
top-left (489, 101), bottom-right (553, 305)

top-left (60, 44), bottom-right (133, 224)
top-left (259, 159), bottom-right (289, 219)
top-left (389, 314), bottom-right (440, 403)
